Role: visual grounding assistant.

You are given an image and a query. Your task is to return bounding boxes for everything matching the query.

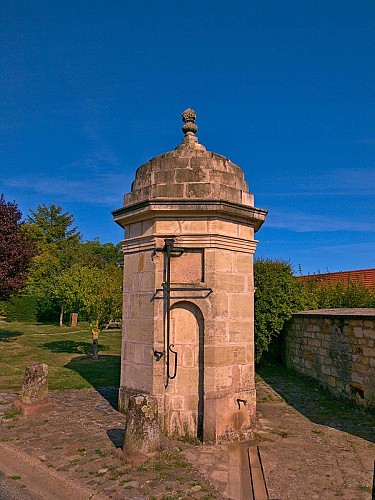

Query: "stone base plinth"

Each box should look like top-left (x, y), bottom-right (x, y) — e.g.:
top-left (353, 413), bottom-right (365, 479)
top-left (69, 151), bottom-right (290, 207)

top-left (204, 388), bottom-right (256, 443)
top-left (13, 399), bottom-right (51, 417)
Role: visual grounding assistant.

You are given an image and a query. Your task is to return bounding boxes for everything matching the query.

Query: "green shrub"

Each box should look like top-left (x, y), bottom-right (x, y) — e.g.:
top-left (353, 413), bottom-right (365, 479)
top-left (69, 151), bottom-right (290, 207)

top-left (302, 279), bottom-right (375, 308)
top-left (0, 301), bottom-right (6, 317)
top-left (35, 296), bottom-right (60, 323)
top-left (5, 295), bottom-right (38, 322)
top-left (254, 259), bottom-right (310, 363)
top-left (254, 260), bottom-right (375, 364)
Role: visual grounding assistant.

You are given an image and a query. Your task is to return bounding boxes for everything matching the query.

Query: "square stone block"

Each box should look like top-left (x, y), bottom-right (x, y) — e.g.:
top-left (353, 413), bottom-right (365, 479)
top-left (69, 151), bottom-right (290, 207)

top-left (180, 219), bottom-right (209, 233)
top-left (139, 271), bottom-right (156, 291)
top-left (121, 362), bottom-right (153, 392)
top-left (125, 317), bottom-right (155, 343)
top-left (228, 319), bottom-right (253, 342)
top-left (216, 274), bottom-right (247, 293)
top-left (128, 293), bottom-right (155, 318)
top-left (235, 253), bottom-right (253, 274)
top-left (229, 294), bottom-right (252, 318)
top-left (204, 319), bottom-right (229, 344)
top-left (211, 292), bottom-right (229, 317)
top-left (214, 250), bottom-right (233, 273)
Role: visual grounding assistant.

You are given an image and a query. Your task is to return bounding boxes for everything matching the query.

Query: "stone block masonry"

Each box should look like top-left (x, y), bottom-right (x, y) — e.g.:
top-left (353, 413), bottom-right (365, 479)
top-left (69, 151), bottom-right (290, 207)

top-left (113, 109), bottom-right (267, 443)
top-left (285, 308), bottom-right (375, 407)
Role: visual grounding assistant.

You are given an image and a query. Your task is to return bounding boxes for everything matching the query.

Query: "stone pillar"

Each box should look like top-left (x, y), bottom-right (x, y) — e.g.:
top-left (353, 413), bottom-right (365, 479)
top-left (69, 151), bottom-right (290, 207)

top-left (20, 363), bottom-right (48, 405)
top-left (124, 394), bottom-right (161, 455)
top-left (14, 363), bottom-right (50, 415)
top-left (113, 109), bottom-right (267, 443)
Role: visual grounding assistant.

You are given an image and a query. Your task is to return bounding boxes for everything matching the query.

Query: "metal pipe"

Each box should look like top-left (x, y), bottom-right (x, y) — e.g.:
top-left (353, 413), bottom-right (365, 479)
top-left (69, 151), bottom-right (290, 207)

top-left (165, 239), bottom-right (172, 387)
top-left (168, 344), bottom-right (178, 379)
top-left (164, 239), bottom-right (179, 387)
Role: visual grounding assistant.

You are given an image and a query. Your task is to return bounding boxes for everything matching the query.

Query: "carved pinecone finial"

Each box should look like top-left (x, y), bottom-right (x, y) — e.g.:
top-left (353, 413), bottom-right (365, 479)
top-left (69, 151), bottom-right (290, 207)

top-left (181, 108), bottom-right (198, 135)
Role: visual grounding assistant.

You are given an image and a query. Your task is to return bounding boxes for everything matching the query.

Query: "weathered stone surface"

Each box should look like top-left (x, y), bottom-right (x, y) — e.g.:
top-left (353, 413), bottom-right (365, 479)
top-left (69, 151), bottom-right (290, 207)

top-left (114, 110), bottom-right (267, 443)
top-left (20, 363), bottom-right (48, 405)
top-left (286, 309), bottom-right (375, 407)
top-left (124, 394), bottom-right (161, 454)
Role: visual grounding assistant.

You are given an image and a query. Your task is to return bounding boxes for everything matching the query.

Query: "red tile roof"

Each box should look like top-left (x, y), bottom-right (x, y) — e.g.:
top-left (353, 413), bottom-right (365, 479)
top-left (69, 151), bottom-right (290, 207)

top-left (296, 269), bottom-right (375, 289)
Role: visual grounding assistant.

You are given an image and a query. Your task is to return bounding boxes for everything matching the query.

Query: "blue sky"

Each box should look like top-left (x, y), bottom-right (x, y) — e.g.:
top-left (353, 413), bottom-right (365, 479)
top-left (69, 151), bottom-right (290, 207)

top-left (1, 1), bottom-right (374, 274)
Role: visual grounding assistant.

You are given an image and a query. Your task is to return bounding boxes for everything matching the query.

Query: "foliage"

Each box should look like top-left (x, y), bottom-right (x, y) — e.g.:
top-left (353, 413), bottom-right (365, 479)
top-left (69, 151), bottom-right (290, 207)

top-left (49, 264), bottom-right (123, 339)
top-left (0, 194), bottom-right (35, 299)
top-left (0, 301), bottom-right (6, 317)
top-left (25, 205), bottom-right (123, 325)
top-left (5, 295), bottom-right (38, 323)
top-left (254, 258), bottom-right (308, 363)
top-left (24, 204), bottom-right (84, 321)
top-left (26, 204), bottom-right (81, 244)
top-left (301, 278), bottom-right (375, 309)
top-left (78, 239), bottom-right (123, 268)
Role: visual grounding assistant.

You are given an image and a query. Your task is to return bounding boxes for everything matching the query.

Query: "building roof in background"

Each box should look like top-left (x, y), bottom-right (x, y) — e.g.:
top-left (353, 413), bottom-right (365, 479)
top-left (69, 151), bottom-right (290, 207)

top-left (297, 269), bottom-right (375, 289)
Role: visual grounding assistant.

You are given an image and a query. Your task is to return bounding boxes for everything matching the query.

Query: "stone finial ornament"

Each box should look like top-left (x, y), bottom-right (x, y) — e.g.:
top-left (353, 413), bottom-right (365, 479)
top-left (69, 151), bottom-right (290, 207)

top-left (182, 108), bottom-right (198, 135)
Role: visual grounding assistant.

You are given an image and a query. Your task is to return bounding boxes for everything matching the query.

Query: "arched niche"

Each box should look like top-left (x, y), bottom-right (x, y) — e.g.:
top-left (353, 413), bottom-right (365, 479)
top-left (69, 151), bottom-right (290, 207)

top-left (165, 301), bottom-right (204, 441)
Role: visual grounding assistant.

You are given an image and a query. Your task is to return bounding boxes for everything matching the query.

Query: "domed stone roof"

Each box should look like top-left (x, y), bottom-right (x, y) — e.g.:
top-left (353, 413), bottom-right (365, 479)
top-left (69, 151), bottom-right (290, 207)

top-left (123, 109), bottom-right (254, 208)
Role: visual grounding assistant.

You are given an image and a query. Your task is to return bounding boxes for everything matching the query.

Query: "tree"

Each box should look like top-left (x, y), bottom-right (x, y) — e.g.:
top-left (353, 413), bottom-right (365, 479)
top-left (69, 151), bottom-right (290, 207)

top-left (77, 239), bottom-right (123, 269)
top-left (25, 204), bottom-right (82, 323)
top-left (24, 204), bottom-right (124, 328)
top-left (50, 264), bottom-right (122, 358)
top-left (254, 258), bottom-right (308, 363)
top-left (0, 194), bottom-right (35, 300)
top-left (27, 204), bottom-right (81, 244)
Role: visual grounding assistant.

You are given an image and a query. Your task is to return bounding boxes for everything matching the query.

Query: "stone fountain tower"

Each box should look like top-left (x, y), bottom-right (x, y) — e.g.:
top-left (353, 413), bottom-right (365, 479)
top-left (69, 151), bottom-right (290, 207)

top-left (113, 110), bottom-right (267, 443)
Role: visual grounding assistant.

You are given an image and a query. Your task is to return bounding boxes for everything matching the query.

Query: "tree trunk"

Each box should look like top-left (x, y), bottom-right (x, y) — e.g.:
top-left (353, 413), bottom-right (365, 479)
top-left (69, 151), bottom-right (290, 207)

top-left (59, 306), bottom-right (64, 327)
top-left (91, 321), bottom-right (99, 359)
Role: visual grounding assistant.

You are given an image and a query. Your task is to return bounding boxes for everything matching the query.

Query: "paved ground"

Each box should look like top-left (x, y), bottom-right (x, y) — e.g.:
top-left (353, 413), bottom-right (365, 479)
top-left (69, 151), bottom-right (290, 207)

top-left (0, 373), bottom-right (374, 499)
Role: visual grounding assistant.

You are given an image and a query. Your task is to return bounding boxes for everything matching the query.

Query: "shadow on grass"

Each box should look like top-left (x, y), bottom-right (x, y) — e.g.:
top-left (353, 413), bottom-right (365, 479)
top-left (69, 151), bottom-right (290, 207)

top-left (42, 340), bottom-right (109, 355)
top-left (64, 355), bottom-right (120, 410)
top-left (0, 330), bottom-right (23, 342)
top-left (257, 363), bottom-right (375, 443)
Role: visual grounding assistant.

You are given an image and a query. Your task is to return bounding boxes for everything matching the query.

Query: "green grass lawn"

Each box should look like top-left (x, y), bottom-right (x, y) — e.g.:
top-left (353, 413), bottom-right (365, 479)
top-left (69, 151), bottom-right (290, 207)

top-left (0, 322), bottom-right (121, 390)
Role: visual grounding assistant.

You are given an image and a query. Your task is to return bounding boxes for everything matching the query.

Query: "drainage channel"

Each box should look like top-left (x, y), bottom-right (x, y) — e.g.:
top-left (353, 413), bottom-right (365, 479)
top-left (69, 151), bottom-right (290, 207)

top-left (228, 442), bottom-right (269, 500)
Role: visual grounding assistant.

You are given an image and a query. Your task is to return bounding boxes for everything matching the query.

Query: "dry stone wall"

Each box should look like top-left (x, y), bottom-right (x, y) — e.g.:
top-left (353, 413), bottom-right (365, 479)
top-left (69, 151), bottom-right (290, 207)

top-left (285, 309), bottom-right (375, 408)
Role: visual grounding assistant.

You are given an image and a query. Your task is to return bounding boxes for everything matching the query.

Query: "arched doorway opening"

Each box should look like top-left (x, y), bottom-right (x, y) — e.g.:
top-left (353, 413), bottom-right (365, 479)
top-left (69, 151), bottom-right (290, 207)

top-left (166, 301), bottom-right (204, 441)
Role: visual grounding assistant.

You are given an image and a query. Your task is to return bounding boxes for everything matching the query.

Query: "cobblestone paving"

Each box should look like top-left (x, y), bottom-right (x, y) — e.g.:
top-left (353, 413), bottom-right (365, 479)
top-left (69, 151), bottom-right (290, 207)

top-left (174, 380), bottom-right (375, 500)
top-left (0, 380), bottom-right (374, 499)
top-left (0, 389), bottom-right (219, 499)
top-left (256, 379), bottom-right (374, 500)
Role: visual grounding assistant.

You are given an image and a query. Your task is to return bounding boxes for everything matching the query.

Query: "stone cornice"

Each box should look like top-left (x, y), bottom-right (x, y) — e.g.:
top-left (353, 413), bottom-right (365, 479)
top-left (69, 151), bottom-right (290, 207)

top-left (121, 233), bottom-right (258, 255)
top-left (112, 199), bottom-right (267, 232)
